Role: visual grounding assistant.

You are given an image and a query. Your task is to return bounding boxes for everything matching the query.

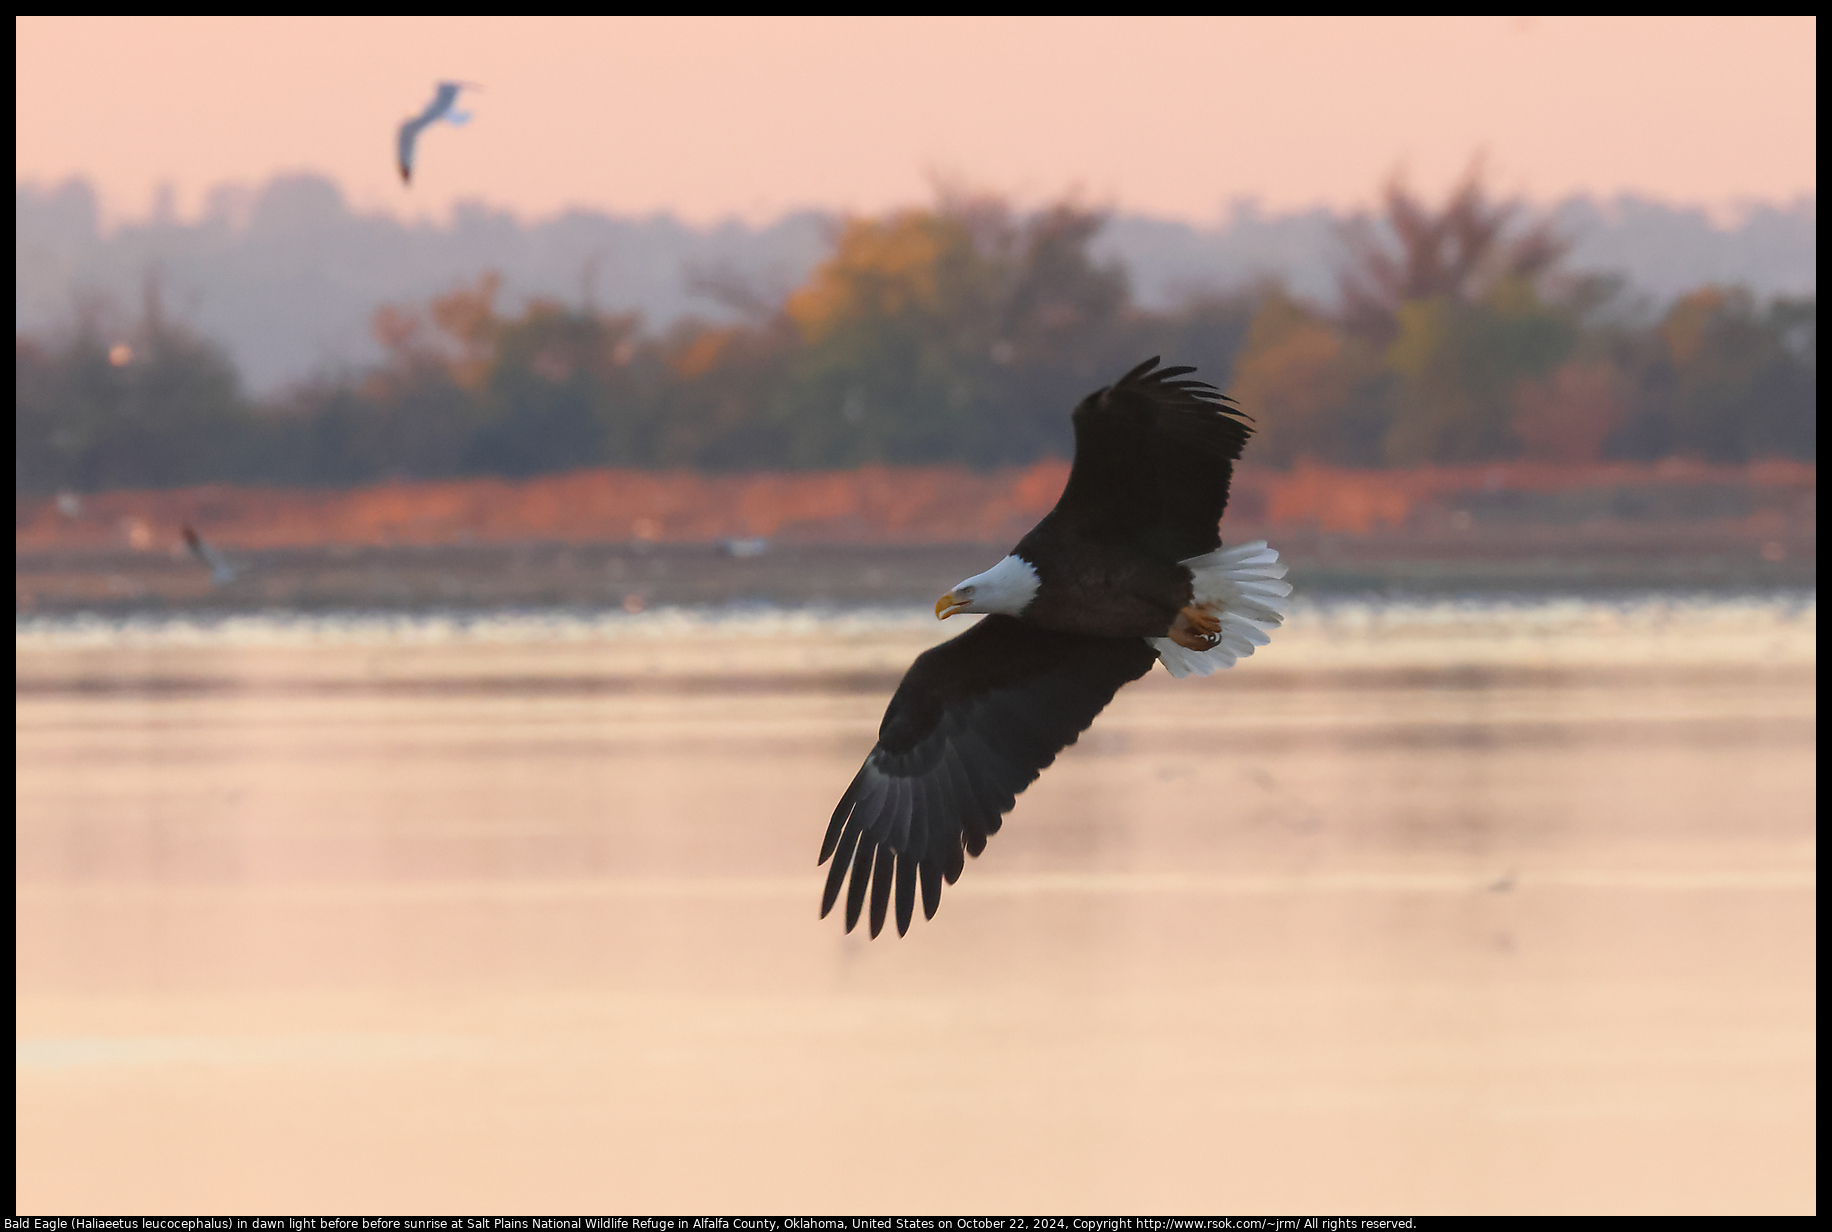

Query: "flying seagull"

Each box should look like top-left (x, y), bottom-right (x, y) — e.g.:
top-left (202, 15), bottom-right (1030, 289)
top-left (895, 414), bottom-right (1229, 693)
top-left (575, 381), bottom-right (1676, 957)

top-left (182, 524), bottom-right (238, 586)
top-left (819, 358), bottom-right (1291, 938)
top-left (397, 81), bottom-right (476, 184)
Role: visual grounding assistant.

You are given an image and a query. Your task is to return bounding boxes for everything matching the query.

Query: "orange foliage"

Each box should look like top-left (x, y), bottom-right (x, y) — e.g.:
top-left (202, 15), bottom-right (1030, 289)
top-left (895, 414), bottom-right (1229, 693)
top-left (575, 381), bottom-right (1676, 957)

top-left (670, 327), bottom-right (739, 379)
top-left (1660, 286), bottom-right (1734, 366)
top-left (784, 212), bottom-right (952, 342)
top-left (1512, 361), bottom-right (1632, 465)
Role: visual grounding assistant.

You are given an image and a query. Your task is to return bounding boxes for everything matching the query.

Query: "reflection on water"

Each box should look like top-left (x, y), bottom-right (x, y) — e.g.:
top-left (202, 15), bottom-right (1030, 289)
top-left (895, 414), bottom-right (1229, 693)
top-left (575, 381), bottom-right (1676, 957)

top-left (15, 596), bottom-right (1817, 1212)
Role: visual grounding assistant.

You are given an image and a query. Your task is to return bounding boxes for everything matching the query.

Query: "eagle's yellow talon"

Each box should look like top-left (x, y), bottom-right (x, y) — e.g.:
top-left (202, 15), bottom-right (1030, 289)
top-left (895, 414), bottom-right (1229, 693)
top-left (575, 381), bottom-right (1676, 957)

top-left (1169, 603), bottom-right (1223, 649)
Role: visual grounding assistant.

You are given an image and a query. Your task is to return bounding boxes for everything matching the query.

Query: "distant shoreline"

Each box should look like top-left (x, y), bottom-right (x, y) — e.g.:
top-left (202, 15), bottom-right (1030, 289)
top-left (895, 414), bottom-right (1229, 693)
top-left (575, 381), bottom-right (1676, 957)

top-left (18, 460), bottom-right (1815, 615)
top-left (17, 458), bottom-right (1815, 549)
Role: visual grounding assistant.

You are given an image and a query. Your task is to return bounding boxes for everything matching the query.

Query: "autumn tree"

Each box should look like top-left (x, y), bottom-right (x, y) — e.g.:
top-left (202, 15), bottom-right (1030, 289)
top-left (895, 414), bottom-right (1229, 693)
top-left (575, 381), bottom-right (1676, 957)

top-left (1648, 288), bottom-right (1816, 461)
top-left (769, 194), bottom-right (1136, 467)
top-left (463, 297), bottom-right (648, 475)
top-left (1225, 287), bottom-right (1387, 467)
top-left (1509, 361), bottom-right (1633, 465)
top-left (1333, 167), bottom-right (1590, 464)
top-left (1338, 164), bottom-right (1568, 346)
top-left (16, 283), bottom-right (250, 492)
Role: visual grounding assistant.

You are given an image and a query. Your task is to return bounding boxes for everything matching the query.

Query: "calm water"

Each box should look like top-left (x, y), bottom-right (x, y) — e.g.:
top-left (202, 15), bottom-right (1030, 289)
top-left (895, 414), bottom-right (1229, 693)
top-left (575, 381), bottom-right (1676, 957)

top-left (15, 596), bottom-right (1817, 1212)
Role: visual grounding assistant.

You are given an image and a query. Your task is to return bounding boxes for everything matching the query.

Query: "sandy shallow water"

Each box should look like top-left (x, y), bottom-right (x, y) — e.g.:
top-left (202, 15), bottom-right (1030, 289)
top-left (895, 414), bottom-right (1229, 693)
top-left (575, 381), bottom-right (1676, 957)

top-left (15, 596), bottom-right (1817, 1212)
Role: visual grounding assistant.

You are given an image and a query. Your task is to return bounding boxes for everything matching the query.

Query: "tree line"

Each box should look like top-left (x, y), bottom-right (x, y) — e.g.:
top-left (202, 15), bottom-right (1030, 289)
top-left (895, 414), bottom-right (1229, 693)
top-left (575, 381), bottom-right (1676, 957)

top-left (16, 174), bottom-right (1815, 494)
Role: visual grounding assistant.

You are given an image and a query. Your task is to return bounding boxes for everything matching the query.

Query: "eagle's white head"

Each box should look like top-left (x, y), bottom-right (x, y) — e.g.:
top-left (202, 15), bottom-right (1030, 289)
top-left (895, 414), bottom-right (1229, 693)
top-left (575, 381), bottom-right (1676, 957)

top-left (936, 554), bottom-right (1041, 619)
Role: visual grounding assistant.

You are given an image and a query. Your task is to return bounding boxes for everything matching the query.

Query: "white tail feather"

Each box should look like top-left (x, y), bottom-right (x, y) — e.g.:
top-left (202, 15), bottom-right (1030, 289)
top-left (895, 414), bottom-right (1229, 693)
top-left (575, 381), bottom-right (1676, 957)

top-left (1148, 540), bottom-right (1292, 679)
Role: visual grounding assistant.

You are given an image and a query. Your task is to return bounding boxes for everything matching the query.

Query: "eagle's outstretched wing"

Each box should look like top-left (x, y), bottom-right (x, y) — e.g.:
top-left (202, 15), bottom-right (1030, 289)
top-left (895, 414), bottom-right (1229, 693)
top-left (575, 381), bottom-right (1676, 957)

top-left (820, 615), bottom-right (1156, 937)
top-left (1047, 356), bottom-right (1254, 564)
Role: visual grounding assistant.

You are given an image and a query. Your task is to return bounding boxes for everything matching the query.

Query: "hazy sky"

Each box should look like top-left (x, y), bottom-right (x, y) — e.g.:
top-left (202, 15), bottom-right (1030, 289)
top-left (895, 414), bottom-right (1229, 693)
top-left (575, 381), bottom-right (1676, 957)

top-left (15, 16), bottom-right (1817, 226)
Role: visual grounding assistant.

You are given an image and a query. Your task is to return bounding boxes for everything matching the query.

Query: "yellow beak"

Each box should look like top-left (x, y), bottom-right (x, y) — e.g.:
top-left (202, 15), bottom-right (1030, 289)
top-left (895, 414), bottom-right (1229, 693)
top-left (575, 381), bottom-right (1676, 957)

top-left (936, 591), bottom-right (968, 620)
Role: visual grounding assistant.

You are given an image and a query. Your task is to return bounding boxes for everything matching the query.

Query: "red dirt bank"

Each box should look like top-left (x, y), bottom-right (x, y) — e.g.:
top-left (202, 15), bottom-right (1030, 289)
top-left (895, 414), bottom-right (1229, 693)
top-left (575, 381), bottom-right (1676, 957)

top-left (16, 459), bottom-right (1816, 554)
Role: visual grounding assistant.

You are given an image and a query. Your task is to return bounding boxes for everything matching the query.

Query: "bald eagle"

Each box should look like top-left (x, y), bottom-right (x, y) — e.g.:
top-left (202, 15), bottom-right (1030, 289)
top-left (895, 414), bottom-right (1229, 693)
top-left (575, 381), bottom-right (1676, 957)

top-left (819, 357), bottom-right (1291, 937)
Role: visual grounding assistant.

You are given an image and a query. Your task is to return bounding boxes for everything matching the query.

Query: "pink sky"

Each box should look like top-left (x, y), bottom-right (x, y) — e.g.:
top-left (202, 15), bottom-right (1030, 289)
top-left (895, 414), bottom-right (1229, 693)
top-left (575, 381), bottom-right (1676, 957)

top-left (15, 16), bottom-right (1817, 226)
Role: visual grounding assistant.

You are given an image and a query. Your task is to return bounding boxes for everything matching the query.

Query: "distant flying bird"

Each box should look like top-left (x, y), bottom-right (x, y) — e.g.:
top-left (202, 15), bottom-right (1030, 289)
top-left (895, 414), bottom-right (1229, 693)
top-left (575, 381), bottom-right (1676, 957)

top-left (819, 358), bottom-right (1292, 937)
top-left (182, 524), bottom-right (238, 586)
top-left (397, 81), bottom-right (477, 184)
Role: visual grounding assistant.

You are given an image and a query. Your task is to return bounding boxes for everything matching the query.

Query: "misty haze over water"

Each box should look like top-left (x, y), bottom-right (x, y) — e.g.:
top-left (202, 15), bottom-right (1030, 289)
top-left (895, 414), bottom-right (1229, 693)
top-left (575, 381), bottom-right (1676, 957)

top-left (16, 175), bottom-right (1816, 395)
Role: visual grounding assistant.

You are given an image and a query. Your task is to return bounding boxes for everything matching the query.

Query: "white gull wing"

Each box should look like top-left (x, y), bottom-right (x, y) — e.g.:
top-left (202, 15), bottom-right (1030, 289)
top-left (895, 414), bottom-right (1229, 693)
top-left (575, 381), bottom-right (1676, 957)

top-left (183, 525), bottom-right (239, 586)
top-left (397, 82), bottom-right (475, 183)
